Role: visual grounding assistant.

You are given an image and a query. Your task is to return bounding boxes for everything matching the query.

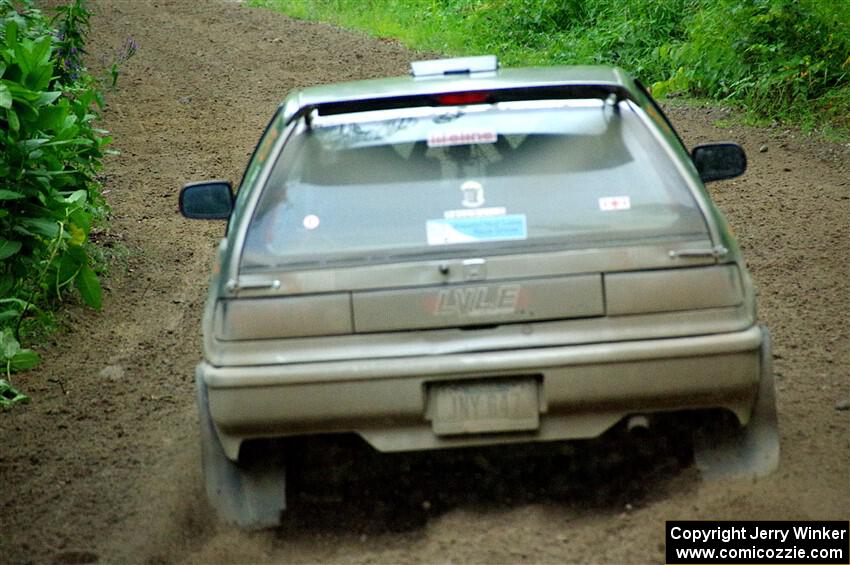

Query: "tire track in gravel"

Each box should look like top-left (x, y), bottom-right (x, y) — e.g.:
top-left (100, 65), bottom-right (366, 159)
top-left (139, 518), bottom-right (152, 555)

top-left (1, 1), bottom-right (847, 564)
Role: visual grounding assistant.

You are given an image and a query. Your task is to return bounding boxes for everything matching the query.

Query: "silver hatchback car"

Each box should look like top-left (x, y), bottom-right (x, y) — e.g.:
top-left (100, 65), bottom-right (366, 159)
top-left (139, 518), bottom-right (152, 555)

top-left (181, 56), bottom-right (779, 528)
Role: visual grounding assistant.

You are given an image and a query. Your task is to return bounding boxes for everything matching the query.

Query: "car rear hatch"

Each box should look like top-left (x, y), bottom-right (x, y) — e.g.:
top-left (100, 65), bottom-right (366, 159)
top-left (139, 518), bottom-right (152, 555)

top-left (213, 95), bottom-right (747, 351)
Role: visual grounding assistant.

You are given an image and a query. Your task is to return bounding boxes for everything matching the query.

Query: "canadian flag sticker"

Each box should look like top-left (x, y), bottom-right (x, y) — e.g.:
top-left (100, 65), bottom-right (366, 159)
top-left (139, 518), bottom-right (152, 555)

top-left (599, 196), bottom-right (631, 211)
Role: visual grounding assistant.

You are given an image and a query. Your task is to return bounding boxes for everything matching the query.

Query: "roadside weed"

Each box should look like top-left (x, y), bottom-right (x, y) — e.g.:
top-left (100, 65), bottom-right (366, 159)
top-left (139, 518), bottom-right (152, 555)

top-left (108, 37), bottom-right (138, 89)
top-left (0, 0), bottom-right (135, 401)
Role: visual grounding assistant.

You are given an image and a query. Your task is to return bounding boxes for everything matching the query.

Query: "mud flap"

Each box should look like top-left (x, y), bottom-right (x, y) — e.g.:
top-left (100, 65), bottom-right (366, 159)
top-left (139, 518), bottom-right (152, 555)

top-left (694, 327), bottom-right (780, 481)
top-left (196, 367), bottom-right (286, 529)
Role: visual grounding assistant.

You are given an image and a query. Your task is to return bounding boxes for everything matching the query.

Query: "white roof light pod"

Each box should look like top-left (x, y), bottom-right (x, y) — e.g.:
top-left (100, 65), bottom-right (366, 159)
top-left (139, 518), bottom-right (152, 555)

top-left (410, 55), bottom-right (498, 77)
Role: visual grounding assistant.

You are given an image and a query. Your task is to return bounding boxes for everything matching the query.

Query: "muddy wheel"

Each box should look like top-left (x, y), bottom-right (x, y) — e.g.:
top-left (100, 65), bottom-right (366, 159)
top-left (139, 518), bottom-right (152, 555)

top-left (196, 368), bottom-right (287, 529)
top-left (693, 327), bottom-right (780, 481)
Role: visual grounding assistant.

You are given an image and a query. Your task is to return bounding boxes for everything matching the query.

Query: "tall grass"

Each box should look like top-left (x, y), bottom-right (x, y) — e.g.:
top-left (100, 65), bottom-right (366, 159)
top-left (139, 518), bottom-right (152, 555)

top-left (251, 0), bottom-right (850, 133)
top-left (654, 0), bottom-right (850, 131)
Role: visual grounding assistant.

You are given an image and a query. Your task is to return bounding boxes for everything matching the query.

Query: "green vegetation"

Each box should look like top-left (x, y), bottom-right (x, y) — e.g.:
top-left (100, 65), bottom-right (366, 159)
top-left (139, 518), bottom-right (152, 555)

top-left (251, 0), bottom-right (850, 134)
top-left (0, 0), bottom-right (134, 406)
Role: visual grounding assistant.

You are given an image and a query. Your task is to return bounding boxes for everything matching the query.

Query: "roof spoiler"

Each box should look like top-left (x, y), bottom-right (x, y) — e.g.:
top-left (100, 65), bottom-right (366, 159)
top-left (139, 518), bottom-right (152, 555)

top-left (283, 84), bottom-right (634, 125)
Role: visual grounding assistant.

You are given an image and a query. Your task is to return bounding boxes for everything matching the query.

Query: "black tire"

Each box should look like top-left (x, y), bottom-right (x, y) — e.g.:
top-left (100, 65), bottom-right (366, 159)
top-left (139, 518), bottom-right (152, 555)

top-left (196, 368), bottom-right (287, 529)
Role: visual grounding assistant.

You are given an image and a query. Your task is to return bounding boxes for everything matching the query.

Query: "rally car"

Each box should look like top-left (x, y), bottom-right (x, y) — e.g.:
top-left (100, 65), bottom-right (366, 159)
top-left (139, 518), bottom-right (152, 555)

top-left (180, 55), bottom-right (779, 528)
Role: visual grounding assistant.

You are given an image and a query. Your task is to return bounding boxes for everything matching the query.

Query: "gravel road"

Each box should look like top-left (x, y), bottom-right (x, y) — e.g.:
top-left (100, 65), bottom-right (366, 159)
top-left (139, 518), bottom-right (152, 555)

top-left (2, 1), bottom-right (848, 563)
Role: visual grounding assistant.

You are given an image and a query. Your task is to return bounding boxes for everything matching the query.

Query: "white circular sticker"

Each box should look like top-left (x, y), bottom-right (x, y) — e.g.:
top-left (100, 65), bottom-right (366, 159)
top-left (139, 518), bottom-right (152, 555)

top-left (303, 214), bottom-right (320, 230)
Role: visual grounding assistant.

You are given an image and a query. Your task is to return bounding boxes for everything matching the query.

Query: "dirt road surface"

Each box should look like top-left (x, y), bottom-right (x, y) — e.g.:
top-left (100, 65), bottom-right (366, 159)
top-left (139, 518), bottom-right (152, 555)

top-left (2, 1), bottom-right (848, 563)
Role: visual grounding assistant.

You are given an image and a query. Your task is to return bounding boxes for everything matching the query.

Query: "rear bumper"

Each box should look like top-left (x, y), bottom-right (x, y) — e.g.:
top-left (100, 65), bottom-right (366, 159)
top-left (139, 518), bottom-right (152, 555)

top-left (201, 325), bottom-right (768, 459)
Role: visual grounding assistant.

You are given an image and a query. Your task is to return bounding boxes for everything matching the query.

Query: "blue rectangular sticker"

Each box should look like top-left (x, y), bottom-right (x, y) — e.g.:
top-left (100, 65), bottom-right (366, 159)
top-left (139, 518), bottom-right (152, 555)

top-left (426, 214), bottom-right (528, 245)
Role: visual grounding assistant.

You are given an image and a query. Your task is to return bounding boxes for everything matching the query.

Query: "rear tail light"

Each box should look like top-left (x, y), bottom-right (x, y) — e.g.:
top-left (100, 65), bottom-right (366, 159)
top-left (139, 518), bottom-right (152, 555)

top-left (605, 265), bottom-right (744, 315)
top-left (214, 294), bottom-right (353, 340)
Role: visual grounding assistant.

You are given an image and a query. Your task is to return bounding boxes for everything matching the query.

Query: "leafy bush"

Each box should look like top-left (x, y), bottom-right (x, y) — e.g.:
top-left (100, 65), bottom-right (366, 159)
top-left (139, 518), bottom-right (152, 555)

top-left (654, 0), bottom-right (850, 127)
top-left (255, 0), bottom-right (850, 132)
top-left (0, 0), bottom-right (119, 404)
top-left (435, 0), bottom-right (699, 75)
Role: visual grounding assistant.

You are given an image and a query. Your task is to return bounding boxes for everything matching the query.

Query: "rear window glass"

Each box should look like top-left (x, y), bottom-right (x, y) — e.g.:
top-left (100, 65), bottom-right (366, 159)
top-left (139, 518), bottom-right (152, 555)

top-left (241, 101), bottom-right (708, 271)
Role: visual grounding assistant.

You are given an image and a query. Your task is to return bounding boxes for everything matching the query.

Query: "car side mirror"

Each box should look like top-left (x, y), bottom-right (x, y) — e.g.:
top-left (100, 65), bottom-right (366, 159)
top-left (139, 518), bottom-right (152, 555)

top-left (691, 143), bottom-right (747, 182)
top-left (179, 180), bottom-right (234, 219)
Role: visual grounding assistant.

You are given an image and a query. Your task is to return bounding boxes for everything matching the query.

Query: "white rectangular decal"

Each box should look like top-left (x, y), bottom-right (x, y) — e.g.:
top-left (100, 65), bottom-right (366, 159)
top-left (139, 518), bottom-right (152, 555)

top-left (426, 214), bottom-right (528, 246)
top-left (444, 206), bottom-right (506, 219)
top-left (427, 129), bottom-right (497, 148)
top-left (599, 196), bottom-right (631, 211)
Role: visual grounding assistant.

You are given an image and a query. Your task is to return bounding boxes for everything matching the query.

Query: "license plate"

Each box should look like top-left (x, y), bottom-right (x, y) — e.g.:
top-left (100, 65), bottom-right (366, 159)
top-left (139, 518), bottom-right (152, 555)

top-left (428, 379), bottom-right (539, 436)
